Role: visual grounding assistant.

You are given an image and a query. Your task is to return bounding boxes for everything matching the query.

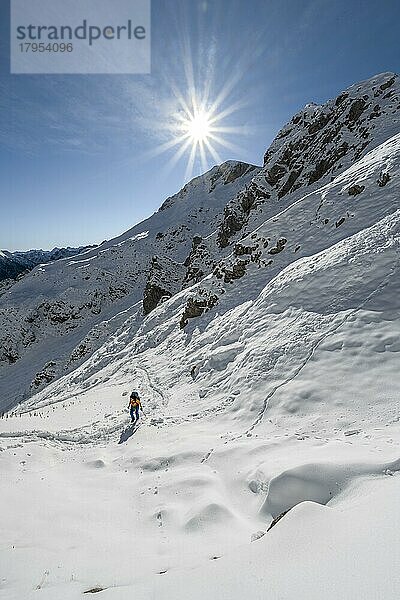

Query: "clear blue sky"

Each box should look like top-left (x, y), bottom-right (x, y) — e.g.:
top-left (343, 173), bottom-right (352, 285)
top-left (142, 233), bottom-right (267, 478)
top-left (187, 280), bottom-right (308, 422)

top-left (1, 0), bottom-right (399, 251)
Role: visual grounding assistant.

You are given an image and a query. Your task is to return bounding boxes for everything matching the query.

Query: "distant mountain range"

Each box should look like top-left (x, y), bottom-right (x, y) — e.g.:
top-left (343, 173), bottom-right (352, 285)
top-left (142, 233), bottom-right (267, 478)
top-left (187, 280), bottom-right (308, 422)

top-left (0, 245), bottom-right (96, 282)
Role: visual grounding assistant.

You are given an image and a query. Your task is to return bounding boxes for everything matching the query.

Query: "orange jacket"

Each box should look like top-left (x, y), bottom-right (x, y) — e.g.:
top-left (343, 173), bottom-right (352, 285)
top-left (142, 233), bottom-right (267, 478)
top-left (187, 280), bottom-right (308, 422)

top-left (129, 397), bottom-right (142, 409)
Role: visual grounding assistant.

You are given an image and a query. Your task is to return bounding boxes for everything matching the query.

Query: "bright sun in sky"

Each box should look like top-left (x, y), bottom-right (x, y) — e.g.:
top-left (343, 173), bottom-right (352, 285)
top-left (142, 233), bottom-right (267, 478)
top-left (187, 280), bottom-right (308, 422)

top-left (185, 110), bottom-right (211, 143)
top-left (152, 56), bottom-right (248, 182)
top-left (163, 95), bottom-right (244, 181)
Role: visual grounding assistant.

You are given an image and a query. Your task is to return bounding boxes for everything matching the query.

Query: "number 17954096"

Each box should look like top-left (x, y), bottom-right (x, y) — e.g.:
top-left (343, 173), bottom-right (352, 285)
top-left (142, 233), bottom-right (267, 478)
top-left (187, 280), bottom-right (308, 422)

top-left (19, 42), bottom-right (73, 52)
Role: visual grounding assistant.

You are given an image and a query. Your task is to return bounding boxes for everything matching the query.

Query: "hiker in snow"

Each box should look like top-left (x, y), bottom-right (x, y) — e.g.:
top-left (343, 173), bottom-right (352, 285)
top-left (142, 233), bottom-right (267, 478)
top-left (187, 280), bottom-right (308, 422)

top-left (128, 391), bottom-right (143, 424)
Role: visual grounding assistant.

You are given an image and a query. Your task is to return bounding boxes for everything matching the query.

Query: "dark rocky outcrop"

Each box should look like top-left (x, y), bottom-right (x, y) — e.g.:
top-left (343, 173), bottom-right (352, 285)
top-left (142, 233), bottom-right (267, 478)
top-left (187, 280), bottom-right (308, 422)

top-left (143, 283), bottom-right (172, 315)
top-left (379, 75), bottom-right (395, 91)
top-left (143, 255), bottom-right (187, 315)
top-left (335, 217), bottom-right (346, 228)
top-left (182, 236), bottom-right (211, 287)
top-left (268, 238), bottom-right (287, 255)
top-left (179, 292), bottom-right (218, 329)
top-left (377, 172), bottom-right (391, 187)
top-left (217, 182), bottom-right (271, 247)
top-left (220, 260), bottom-right (247, 284)
top-left (348, 98), bottom-right (367, 122)
top-left (31, 361), bottom-right (57, 389)
top-left (348, 184), bottom-right (365, 196)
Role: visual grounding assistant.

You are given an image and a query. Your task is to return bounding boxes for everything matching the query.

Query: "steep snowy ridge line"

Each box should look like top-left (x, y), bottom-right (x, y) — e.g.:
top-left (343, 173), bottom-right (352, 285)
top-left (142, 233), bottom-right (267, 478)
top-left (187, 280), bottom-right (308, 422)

top-left (214, 72), bottom-right (400, 250)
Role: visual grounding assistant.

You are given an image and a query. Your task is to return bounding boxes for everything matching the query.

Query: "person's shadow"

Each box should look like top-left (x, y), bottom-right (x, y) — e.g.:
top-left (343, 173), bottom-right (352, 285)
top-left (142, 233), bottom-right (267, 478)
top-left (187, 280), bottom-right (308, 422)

top-left (118, 423), bottom-right (139, 444)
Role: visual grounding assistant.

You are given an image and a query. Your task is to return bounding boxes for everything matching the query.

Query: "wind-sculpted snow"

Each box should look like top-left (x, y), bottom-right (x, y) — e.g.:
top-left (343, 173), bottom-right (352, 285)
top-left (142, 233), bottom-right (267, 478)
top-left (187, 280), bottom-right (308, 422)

top-left (1, 204), bottom-right (399, 596)
top-left (176, 132), bottom-right (400, 340)
top-left (261, 458), bottom-right (400, 518)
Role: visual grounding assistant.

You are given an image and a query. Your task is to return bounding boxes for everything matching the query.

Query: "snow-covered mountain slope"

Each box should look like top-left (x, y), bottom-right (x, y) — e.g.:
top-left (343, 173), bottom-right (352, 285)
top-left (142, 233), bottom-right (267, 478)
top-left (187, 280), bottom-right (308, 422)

top-left (179, 132), bottom-right (400, 330)
top-left (0, 245), bottom-right (94, 282)
top-left (1, 201), bottom-right (399, 599)
top-left (2, 72), bottom-right (399, 411)
top-left (1, 73), bottom-right (400, 599)
top-left (0, 160), bottom-right (258, 407)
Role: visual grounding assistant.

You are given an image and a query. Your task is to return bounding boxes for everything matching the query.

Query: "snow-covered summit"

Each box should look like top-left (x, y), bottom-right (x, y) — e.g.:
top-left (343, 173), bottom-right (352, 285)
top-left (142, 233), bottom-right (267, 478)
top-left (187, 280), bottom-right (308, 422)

top-left (159, 160), bottom-right (257, 212)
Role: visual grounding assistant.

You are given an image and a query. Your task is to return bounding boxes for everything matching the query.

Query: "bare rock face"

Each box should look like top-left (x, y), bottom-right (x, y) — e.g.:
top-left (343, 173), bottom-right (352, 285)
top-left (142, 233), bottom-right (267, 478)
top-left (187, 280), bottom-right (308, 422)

top-left (268, 237), bottom-right (287, 255)
top-left (182, 236), bottom-right (211, 287)
top-left (143, 283), bottom-right (172, 315)
top-left (262, 73), bottom-right (398, 193)
top-left (179, 291), bottom-right (219, 329)
top-left (214, 258), bottom-right (249, 284)
top-left (217, 181), bottom-right (271, 248)
top-left (377, 171), bottom-right (391, 187)
top-left (143, 255), bottom-right (187, 315)
top-left (31, 361), bottom-right (57, 389)
top-left (348, 184), bottom-right (365, 196)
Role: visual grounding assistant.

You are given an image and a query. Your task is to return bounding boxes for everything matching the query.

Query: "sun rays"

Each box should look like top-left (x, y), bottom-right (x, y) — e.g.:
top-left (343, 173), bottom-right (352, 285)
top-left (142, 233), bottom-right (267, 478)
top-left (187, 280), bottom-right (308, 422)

top-left (151, 88), bottom-right (248, 183)
top-left (139, 11), bottom-right (254, 184)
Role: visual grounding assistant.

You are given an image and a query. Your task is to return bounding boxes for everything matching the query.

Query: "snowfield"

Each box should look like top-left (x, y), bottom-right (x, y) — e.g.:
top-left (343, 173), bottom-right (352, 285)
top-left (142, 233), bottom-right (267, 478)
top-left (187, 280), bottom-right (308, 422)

top-left (1, 73), bottom-right (400, 599)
